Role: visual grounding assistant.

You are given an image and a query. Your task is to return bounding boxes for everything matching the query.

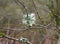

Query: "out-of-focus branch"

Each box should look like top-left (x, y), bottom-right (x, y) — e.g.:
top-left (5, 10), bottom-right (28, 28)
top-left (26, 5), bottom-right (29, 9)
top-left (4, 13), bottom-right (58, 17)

top-left (0, 23), bottom-right (56, 31)
top-left (31, 0), bottom-right (41, 20)
top-left (31, 0), bottom-right (54, 29)
top-left (5, 35), bottom-right (18, 41)
top-left (15, 0), bottom-right (28, 15)
top-left (0, 35), bottom-right (32, 44)
top-left (1, 32), bottom-right (59, 44)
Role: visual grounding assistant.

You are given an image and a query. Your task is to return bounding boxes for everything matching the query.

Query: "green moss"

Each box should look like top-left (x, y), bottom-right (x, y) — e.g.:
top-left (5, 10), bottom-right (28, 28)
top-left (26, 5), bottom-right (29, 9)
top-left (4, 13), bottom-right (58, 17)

top-left (0, 33), bottom-right (5, 37)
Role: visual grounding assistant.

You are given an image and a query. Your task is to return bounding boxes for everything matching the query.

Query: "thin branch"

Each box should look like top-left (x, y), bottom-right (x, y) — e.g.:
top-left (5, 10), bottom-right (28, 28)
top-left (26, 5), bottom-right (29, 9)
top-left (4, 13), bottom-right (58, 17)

top-left (15, 0), bottom-right (28, 15)
top-left (0, 35), bottom-right (32, 44)
top-left (0, 33), bottom-right (58, 44)
top-left (5, 35), bottom-right (19, 41)
top-left (31, 0), bottom-right (41, 20)
top-left (31, 0), bottom-right (54, 29)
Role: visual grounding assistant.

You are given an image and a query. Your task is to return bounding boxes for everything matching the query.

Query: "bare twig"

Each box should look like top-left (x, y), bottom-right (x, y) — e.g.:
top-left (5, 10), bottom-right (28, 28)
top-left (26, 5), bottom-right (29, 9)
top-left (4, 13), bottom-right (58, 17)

top-left (15, 0), bottom-right (28, 15)
top-left (31, 0), bottom-right (41, 20)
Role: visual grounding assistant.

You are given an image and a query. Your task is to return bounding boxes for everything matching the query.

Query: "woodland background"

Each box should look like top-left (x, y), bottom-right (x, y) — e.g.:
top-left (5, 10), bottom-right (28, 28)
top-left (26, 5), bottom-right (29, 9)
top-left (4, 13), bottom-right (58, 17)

top-left (0, 0), bottom-right (60, 44)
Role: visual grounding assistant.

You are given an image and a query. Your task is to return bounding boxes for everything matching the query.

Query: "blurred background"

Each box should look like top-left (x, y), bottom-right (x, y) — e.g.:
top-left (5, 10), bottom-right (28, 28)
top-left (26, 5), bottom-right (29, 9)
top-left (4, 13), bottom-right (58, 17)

top-left (0, 0), bottom-right (60, 44)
